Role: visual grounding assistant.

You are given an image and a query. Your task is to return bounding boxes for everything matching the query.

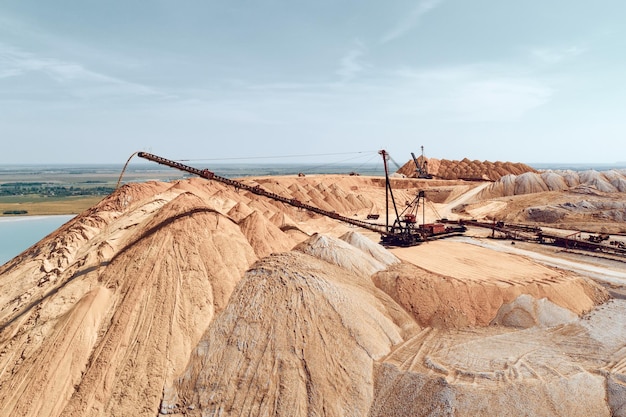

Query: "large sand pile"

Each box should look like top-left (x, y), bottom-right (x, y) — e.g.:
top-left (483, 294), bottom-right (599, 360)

top-left (160, 249), bottom-right (417, 416)
top-left (478, 169), bottom-right (626, 198)
top-left (0, 175), bottom-right (398, 416)
top-left (0, 173), bottom-right (623, 416)
top-left (161, 233), bottom-right (621, 417)
top-left (371, 298), bottom-right (626, 417)
top-left (0, 186), bottom-right (259, 416)
top-left (397, 157), bottom-right (537, 181)
top-left (376, 240), bottom-right (607, 328)
top-left (456, 169), bottom-right (626, 230)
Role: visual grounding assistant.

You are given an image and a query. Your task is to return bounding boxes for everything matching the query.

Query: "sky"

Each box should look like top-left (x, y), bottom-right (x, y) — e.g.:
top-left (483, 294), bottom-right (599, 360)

top-left (1, 1), bottom-right (625, 165)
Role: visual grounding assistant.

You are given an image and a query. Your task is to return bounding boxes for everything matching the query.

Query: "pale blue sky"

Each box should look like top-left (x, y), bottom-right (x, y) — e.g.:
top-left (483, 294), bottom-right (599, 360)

top-left (1, 1), bottom-right (625, 164)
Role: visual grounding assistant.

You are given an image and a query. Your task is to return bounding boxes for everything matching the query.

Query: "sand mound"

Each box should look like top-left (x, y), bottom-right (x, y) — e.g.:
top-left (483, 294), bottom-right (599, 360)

top-left (0, 174), bottom-right (405, 416)
top-left (397, 157), bottom-right (536, 181)
top-left (269, 211), bottom-right (310, 241)
top-left (89, 181), bottom-right (173, 213)
top-left (1, 172), bottom-right (624, 417)
top-left (491, 293), bottom-right (578, 328)
top-left (373, 241), bottom-right (608, 328)
top-left (579, 170), bottom-right (619, 192)
top-left (479, 169), bottom-right (626, 199)
top-left (226, 201), bottom-right (254, 223)
top-left (159, 241), bottom-right (620, 417)
top-left (339, 230), bottom-right (400, 267)
top-left (238, 211), bottom-right (296, 258)
top-left (0, 286), bottom-right (112, 417)
top-left (371, 304), bottom-right (626, 417)
top-left (160, 251), bottom-right (417, 416)
top-left (541, 171), bottom-right (569, 190)
top-left (604, 170), bottom-right (626, 191)
top-left (294, 233), bottom-right (389, 276)
top-left (0, 190), bottom-right (264, 416)
top-left (467, 195), bottom-right (626, 229)
top-left (269, 211), bottom-right (300, 231)
top-left (463, 169), bottom-right (626, 228)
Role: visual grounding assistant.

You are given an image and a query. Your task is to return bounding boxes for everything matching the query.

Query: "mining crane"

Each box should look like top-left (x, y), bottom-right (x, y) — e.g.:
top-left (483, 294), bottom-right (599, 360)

top-left (411, 146), bottom-right (432, 179)
top-left (379, 149), bottom-right (425, 246)
top-left (379, 150), bottom-right (465, 245)
top-left (136, 151), bottom-right (463, 247)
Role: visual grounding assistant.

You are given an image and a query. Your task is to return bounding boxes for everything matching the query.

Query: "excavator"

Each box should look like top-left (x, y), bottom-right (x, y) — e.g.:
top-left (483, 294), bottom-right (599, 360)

top-left (136, 150), bottom-right (464, 247)
top-left (411, 145), bottom-right (433, 179)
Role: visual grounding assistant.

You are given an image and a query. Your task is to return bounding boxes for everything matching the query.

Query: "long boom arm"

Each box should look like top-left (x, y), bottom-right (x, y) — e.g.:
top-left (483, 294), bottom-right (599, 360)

top-left (411, 146), bottom-right (432, 179)
top-left (411, 152), bottom-right (421, 175)
top-left (137, 152), bottom-right (390, 236)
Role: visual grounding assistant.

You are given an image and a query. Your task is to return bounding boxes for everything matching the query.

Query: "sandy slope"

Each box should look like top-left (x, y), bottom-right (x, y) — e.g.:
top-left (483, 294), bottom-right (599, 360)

top-left (397, 157), bottom-right (536, 181)
top-left (371, 300), bottom-right (626, 417)
top-left (0, 171), bottom-right (624, 416)
top-left (461, 169), bottom-right (626, 232)
top-left (377, 240), bottom-right (607, 328)
top-left (0, 187), bottom-right (259, 416)
top-left (0, 175), bottom-right (390, 415)
top-left (161, 249), bottom-right (418, 416)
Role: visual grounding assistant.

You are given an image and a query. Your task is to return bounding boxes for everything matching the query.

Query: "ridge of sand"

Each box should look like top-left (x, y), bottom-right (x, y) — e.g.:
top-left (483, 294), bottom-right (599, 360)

top-left (0, 174), bottom-right (623, 416)
top-left (447, 170), bottom-right (626, 231)
top-left (238, 210), bottom-right (297, 258)
top-left (397, 157), bottom-right (537, 181)
top-left (479, 169), bottom-right (626, 198)
top-left (374, 240), bottom-right (607, 328)
top-left (160, 250), bottom-right (418, 416)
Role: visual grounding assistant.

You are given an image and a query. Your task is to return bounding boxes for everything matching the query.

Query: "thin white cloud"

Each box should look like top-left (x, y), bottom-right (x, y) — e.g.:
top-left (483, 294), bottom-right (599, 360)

top-left (380, 0), bottom-right (444, 44)
top-left (0, 42), bottom-right (162, 99)
top-left (451, 78), bottom-right (552, 121)
top-left (530, 45), bottom-right (587, 64)
top-left (337, 41), bottom-right (368, 81)
top-left (0, 68), bottom-right (21, 79)
top-left (387, 65), bottom-right (553, 122)
top-left (169, 61), bottom-right (553, 128)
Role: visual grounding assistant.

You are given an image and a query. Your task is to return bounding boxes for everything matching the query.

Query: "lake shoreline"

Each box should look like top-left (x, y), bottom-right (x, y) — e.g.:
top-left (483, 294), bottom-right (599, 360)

top-left (0, 214), bottom-right (76, 223)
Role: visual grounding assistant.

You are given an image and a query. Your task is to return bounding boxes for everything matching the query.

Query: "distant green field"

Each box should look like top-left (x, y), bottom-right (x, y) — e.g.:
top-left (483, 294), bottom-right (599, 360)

top-left (0, 163), bottom-right (184, 216)
top-left (0, 195), bottom-right (105, 216)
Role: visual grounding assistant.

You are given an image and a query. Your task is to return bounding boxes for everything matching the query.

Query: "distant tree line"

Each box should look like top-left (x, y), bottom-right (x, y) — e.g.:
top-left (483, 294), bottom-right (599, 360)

top-left (0, 183), bottom-right (115, 197)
